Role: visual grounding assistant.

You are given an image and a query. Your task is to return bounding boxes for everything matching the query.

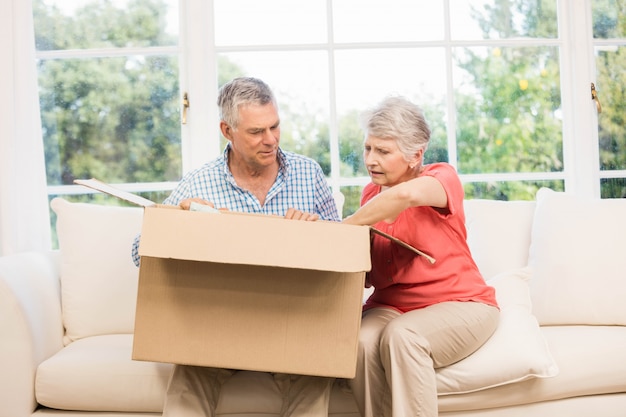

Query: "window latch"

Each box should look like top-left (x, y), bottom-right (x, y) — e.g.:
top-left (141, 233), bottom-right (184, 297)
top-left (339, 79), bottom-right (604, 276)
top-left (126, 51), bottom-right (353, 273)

top-left (591, 83), bottom-right (602, 114)
top-left (182, 92), bottom-right (190, 124)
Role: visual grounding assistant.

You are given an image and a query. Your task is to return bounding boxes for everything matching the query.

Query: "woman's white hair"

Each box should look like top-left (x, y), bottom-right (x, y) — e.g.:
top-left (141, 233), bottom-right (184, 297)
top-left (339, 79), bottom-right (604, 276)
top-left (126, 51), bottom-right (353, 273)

top-left (360, 96), bottom-right (431, 161)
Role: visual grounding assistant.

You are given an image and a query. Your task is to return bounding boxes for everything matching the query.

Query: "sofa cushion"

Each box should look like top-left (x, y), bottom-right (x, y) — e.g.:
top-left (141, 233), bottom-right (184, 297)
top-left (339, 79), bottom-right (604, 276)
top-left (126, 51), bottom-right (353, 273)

top-left (51, 198), bottom-right (143, 343)
top-left (464, 199), bottom-right (535, 280)
top-left (528, 188), bottom-right (626, 325)
top-left (35, 334), bottom-right (172, 412)
top-left (35, 335), bottom-right (358, 414)
top-left (438, 325), bottom-right (626, 412)
top-left (436, 267), bottom-right (558, 395)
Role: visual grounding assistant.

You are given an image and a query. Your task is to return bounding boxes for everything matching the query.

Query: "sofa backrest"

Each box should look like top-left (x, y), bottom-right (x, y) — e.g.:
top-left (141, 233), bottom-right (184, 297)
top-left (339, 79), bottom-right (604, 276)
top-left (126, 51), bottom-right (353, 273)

top-left (464, 199), bottom-right (536, 281)
top-left (52, 196), bottom-right (542, 344)
top-left (51, 198), bottom-right (143, 344)
top-left (527, 188), bottom-right (626, 326)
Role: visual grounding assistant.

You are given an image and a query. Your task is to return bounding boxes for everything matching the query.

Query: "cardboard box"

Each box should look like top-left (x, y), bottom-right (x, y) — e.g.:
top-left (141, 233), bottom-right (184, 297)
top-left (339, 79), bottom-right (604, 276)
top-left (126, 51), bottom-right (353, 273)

top-left (75, 179), bottom-right (370, 378)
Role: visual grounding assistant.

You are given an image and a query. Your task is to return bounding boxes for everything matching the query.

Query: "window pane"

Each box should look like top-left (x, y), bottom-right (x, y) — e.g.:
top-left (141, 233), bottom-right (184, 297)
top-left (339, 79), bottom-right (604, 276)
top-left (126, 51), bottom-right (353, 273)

top-left (334, 48), bottom-right (449, 177)
top-left (593, 2), bottom-right (626, 198)
top-left (454, 46), bottom-right (562, 175)
top-left (601, 178), bottom-right (626, 198)
top-left (592, 0), bottom-right (626, 38)
top-left (340, 185), bottom-right (365, 218)
top-left (33, 0), bottom-right (178, 50)
top-left (450, 0), bottom-right (558, 40)
top-left (214, 0), bottom-right (327, 46)
top-left (464, 180), bottom-right (564, 200)
top-left (596, 45), bottom-right (626, 172)
top-left (217, 51), bottom-right (331, 172)
top-left (39, 56), bottom-right (181, 185)
top-left (332, 0), bottom-right (444, 43)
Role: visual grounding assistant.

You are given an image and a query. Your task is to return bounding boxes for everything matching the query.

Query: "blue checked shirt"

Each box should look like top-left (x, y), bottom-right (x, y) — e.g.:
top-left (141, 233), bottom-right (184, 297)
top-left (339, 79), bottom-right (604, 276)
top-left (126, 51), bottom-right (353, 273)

top-left (132, 146), bottom-right (340, 266)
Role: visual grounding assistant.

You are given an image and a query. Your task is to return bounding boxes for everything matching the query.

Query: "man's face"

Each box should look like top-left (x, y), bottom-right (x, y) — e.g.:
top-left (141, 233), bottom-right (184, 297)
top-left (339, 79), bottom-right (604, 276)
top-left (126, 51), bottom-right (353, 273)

top-left (222, 102), bottom-right (281, 170)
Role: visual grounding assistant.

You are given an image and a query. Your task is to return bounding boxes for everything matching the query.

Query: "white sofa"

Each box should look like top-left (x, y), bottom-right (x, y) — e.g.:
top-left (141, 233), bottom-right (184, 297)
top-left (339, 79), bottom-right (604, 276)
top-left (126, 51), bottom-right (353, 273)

top-left (2, 188), bottom-right (626, 417)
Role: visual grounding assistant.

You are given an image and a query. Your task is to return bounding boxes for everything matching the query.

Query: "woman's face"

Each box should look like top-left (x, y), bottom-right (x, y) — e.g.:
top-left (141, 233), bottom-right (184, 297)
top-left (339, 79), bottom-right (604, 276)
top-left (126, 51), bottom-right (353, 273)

top-left (363, 135), bottom-right (419, 187)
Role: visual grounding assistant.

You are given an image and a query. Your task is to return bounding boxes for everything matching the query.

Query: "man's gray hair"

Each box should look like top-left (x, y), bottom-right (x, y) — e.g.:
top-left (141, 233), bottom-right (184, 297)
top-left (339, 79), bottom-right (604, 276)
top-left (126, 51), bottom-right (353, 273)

top-left (217, 77), bottom-right (277, 129)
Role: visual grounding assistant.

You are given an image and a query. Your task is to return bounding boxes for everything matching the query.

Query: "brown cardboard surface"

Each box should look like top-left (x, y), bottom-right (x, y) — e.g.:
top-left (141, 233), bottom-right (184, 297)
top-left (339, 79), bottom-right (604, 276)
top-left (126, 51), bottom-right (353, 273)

top-left (131, 205), bottom-right (370, 378)
top-left (73, 178), bottom-right (388, 377)
top-left (74, 178), bottom-right (429, 263)
top-left (138, 206), bottom-right (371, 272)
top-left (133, 258), bottom-right (366, 377)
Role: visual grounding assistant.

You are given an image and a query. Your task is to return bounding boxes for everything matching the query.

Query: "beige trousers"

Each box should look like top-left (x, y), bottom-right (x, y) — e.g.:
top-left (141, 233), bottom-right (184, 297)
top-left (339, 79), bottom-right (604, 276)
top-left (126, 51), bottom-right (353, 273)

top-left (349, 301), bottom-right (499, 417)
top-left (162, 365), bottom-right (333, 417)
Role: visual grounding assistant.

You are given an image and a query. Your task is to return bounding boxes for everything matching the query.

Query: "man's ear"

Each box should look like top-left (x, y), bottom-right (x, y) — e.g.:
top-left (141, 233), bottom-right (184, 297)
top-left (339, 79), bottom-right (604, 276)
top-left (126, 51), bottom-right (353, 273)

top-left (220, 121), bottom-right (233, 140)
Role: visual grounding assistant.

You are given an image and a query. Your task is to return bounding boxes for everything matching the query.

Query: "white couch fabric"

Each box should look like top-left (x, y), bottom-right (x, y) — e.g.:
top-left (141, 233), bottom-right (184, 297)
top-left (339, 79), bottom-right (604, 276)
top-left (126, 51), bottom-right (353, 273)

top-left (2, 189), bottom-right (626, 417)
top-left (529, 188), bottom-right (626, 326)
top-left (51, 198), bottom-right (143, 343)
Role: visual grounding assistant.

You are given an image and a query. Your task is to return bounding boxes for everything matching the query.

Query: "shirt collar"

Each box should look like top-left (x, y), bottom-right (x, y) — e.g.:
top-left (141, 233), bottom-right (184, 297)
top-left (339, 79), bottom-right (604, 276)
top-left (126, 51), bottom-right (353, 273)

top-left (221, 144), bottom-right (289, 180)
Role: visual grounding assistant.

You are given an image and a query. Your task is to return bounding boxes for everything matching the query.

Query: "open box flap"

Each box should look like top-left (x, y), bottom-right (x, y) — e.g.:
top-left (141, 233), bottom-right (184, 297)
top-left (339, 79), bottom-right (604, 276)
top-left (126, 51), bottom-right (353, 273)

top-left (75, 177), bottom-right (433, 265)
top-left (138, 207), bottom-right (372, 273)
top-left (74, 178), bottom-right (156, 207)
top-left (370, 227), bottom-right (436, 264)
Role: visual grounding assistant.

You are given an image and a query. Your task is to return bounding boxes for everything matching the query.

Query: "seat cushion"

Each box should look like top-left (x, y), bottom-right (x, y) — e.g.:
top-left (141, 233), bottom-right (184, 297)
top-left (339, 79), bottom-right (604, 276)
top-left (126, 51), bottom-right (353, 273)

top-left (36, 334), bottom-right (172, 412)
top-left (436, 268), bottom-right (558, 395)
top-left (35, 334), bottom-right (359, 415)
top-left (438, 325), bottom-right (626, 412)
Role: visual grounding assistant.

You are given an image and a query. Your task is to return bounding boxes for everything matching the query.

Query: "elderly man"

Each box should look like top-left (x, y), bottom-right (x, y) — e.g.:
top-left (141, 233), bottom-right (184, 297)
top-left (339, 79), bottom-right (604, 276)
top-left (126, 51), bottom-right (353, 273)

top-left (132, 77), bottom-right (339, 417)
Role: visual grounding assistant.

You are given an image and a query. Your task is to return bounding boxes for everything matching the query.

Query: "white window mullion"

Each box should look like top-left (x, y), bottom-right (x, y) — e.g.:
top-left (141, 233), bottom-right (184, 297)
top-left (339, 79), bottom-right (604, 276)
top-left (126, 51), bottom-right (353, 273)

top-left (442, 0), bottom-right (458, 170)
top-left (559, 0), bottom-right (601, 198)
top-left (180, 0), bottom-right (221, 174)
top-left (326, 0), bottom-right (341, 192)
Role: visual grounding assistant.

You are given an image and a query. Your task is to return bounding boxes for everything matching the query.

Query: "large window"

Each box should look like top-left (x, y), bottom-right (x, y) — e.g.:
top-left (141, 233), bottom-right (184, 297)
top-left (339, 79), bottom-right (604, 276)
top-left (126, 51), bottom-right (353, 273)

top-left (593, 0), bottom-right (626, 197)
top-left (33, 0), bottom-right (624, 240)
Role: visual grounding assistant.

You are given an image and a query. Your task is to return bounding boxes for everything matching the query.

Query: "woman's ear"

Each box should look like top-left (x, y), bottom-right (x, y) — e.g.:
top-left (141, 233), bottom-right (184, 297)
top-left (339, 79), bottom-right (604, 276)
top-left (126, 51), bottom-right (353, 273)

top-left (409, 148), bottom-right (424, 168)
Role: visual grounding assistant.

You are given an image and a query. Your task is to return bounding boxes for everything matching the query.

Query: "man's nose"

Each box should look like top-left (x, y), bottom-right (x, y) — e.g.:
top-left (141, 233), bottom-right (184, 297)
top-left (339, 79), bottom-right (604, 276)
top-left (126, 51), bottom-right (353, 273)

top-left (262, 129), bottom-right (278, 144)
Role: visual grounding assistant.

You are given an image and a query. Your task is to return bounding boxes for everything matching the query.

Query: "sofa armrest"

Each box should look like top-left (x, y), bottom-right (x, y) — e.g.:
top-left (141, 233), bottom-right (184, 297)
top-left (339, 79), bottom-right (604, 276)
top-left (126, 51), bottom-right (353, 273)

top-left (0, 251), bottom-right (64, 417)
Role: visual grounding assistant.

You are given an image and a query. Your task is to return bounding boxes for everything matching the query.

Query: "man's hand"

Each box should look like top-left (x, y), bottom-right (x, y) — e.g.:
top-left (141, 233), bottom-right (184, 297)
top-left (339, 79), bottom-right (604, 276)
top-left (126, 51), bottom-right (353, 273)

top-left (284, 208), bottom-right (319, 221)
top-left (179, 198), bottom-right (215, 211)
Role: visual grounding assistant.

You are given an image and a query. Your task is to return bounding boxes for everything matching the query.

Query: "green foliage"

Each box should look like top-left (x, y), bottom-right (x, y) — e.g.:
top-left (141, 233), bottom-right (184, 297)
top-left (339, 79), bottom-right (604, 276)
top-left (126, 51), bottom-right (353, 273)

top-left (34, 0), bottom-right (625, 210)
top-left (455, 0), bottom-right (563, 200)
top-left (593, 0), bottom-right (626, 198)
top-left (33, 0), bottom-right (174, 50)
top-left (35, 0), bottom-right (182, 186)
top-left (596, 45), bottom-right (626, 197)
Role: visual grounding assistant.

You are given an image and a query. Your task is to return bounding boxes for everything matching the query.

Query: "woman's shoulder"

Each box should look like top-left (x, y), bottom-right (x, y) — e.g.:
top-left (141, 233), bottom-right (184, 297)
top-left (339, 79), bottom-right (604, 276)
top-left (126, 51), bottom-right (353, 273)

top-left (361, 182), bottom-right (380, 204)
top-left (422, 162), bottom-right (462, 187)
top-left (422, 162), bottom-right (457, 175)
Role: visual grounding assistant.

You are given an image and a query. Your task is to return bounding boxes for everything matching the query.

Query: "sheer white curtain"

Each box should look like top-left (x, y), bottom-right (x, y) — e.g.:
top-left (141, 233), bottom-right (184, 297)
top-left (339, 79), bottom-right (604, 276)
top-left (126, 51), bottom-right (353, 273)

top-left (0, 0), bottom-right (51, 256)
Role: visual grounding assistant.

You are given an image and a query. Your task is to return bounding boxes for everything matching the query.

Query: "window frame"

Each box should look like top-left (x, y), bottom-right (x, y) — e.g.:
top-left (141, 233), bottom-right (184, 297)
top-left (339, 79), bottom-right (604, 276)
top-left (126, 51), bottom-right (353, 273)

top-left (41, 0), bottom-right (613, 201)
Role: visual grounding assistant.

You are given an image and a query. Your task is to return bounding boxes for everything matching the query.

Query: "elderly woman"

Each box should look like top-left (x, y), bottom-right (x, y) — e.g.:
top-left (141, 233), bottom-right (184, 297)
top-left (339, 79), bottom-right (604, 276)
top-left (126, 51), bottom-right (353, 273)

top-left (343, 96), bottom-right (500, 417)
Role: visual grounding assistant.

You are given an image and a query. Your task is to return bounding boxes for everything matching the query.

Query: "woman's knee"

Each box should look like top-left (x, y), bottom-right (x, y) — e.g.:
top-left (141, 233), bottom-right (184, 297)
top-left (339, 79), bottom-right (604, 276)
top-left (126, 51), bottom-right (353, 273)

top-left (379, 318), bottom-right (430, 354)
top-left (358, 308), bottom-right (399, 356)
